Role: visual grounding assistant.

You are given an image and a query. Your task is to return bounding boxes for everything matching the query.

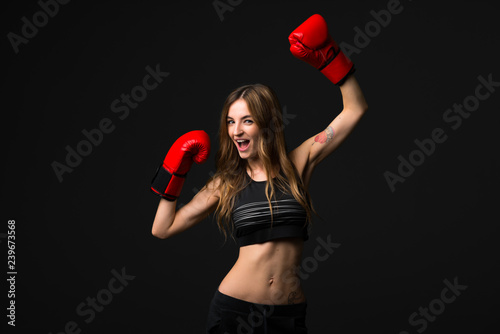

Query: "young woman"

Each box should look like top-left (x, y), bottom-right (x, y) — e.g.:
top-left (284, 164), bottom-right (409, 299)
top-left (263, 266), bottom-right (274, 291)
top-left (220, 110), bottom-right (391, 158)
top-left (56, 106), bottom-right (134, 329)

top-left (150, 14), bottom-right (368, 333)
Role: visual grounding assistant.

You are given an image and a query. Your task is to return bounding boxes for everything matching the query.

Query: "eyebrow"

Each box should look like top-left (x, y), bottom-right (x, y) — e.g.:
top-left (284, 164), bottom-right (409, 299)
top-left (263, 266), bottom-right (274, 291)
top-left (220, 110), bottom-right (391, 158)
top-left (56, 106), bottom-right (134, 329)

top-left (226, 115), bottom-right (252, 120)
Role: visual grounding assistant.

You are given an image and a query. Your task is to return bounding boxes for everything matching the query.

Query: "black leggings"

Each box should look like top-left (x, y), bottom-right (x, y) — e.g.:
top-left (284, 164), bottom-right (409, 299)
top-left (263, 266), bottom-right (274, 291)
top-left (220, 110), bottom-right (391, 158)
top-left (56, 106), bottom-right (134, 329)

top-left (206, 289), bottom-right (308, 334)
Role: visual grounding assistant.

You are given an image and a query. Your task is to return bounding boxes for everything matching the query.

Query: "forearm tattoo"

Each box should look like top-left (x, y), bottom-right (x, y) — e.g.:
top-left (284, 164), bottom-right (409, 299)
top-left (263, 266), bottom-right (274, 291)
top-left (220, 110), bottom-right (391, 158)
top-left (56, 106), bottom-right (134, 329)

top-left (312, 126), bottom-right (335, 145)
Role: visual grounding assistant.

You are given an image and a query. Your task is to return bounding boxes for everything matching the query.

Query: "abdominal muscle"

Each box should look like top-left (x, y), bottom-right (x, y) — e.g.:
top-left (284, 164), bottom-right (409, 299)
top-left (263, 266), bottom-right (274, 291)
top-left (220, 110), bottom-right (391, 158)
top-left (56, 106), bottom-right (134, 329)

top-left (218, 237), bottom-right (306, 305)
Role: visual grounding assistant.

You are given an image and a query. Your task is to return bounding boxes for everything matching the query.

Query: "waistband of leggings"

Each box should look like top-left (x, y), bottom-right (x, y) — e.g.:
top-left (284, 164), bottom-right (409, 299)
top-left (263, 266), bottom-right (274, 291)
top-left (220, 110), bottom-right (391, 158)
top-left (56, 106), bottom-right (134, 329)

top-left (213, 289), bottom-right (307, 317)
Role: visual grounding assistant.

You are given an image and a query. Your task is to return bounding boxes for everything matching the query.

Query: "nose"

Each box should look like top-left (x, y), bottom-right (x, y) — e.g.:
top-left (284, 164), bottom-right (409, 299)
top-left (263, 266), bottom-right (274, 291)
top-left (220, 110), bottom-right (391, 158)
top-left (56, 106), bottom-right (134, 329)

top-left (233, 122), bottom-right (243, 136)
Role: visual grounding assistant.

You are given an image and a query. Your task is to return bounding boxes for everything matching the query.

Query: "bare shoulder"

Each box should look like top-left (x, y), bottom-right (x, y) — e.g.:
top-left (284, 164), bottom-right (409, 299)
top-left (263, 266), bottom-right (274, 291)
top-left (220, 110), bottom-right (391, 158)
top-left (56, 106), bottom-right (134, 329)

top-left (190, 177), bottom-right (221, 211)
top-left (287, 136), bottom-right (316, 189)
top-left (204, 174), bottom-right (222, 199)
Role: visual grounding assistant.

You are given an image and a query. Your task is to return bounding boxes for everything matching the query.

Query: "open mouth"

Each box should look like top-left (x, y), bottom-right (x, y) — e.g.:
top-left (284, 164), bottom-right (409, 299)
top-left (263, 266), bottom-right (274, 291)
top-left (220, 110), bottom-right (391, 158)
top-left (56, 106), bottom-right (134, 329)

top-left (236, 139), bottom-right (250, 150)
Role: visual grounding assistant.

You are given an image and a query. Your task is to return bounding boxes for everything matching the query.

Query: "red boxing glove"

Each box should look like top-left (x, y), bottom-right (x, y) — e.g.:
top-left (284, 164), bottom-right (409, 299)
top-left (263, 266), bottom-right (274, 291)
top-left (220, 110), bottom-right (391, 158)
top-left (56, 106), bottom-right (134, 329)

top-left (151, 130), bottom-right (211, 201)
top-left (289, 14), bottom-right (355, 85)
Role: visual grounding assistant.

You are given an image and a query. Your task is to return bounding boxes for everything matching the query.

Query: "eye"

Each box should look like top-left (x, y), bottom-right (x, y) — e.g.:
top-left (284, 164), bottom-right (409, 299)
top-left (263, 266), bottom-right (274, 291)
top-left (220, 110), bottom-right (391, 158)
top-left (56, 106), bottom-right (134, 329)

top-left (227, 120), bottom-right (234, 124)
top-left (245, 120), bottom-right (253, 124)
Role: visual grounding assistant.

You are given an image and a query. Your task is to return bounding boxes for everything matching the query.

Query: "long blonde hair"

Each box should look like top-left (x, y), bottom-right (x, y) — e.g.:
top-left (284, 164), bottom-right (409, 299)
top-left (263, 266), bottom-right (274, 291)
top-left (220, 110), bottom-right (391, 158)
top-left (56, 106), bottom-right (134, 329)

top-left (202, 83), bottom-right (318, 240)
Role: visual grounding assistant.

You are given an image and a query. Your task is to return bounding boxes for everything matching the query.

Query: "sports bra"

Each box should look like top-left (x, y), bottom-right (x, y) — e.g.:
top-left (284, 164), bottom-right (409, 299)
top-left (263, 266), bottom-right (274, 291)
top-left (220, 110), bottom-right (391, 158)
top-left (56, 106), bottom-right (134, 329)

top-left (232, 170), bottom-right (309, 247)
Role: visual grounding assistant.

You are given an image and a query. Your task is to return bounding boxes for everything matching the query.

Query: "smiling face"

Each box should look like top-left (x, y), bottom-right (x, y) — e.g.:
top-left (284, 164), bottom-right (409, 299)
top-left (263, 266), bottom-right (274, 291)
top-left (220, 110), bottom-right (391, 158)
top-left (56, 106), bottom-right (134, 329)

top-left (227, 99), bottom-right (260, 161)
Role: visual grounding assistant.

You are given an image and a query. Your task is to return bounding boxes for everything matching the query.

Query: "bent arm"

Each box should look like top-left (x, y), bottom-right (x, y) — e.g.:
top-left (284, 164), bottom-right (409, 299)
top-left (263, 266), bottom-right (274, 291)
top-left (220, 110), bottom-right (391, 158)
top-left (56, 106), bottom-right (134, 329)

top-left (151, 177), bottom-right (220, 239)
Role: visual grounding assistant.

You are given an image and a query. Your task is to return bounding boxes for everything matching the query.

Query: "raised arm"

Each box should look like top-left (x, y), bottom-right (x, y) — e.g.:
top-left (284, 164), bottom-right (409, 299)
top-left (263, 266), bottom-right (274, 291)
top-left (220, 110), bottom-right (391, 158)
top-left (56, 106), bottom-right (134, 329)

top-left (288, 75), bottom-right (367, 187)
top-left (287, 14), bottom-right (368, 187)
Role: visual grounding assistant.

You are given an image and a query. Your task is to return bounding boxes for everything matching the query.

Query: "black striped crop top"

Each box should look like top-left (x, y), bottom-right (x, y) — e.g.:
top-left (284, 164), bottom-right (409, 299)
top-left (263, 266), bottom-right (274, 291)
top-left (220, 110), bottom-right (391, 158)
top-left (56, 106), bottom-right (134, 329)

top-left (232, 170), bottom-right (309, 247)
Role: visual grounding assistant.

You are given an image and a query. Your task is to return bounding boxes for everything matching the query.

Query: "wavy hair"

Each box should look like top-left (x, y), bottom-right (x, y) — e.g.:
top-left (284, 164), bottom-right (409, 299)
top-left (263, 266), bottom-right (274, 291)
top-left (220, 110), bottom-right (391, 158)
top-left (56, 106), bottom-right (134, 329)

top-left (201, 83), bottom-right (318, 240)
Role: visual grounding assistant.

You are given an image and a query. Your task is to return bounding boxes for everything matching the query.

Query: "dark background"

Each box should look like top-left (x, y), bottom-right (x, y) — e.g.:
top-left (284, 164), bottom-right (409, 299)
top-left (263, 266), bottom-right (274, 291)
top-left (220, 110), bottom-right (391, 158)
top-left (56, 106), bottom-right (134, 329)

top-left (3, 0), bottom-right (499, 333)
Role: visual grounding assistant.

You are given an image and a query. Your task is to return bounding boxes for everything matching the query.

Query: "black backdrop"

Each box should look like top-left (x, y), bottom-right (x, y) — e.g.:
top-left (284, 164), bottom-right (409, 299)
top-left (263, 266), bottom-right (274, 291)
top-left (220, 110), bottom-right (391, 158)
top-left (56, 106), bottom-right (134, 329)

top-left (3, 0), bottom-right (499, 333)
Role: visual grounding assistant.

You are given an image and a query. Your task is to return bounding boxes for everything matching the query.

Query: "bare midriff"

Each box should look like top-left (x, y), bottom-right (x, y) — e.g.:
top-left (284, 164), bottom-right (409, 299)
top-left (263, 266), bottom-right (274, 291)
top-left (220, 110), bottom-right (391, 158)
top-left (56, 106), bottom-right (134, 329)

top-left (218, 237), bottom-right (305, 305)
